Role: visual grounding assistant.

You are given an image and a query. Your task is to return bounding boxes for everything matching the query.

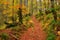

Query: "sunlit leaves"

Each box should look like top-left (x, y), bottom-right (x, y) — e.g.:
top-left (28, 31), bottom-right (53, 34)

top-left (3, 10), bottom-right (7, 14)
top-left (57, 31), bottom-right (60, 35)
top-left (8, 20), bottom-right (13, 23)
top-left (0, 24), bottom-right (6, 29)
top-left (2, 2), bottom-right (9, 5)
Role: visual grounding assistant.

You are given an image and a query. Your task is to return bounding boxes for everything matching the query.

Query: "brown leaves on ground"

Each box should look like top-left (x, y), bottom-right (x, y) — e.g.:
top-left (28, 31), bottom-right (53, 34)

top-left (20, 16), bottom-right (47, 40)
top-left (56, 36), bottom-right (60, 40)
top-left (0, 16), bottom-right (47, 40)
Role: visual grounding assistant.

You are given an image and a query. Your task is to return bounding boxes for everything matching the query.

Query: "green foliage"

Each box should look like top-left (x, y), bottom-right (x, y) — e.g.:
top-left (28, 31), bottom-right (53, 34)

top-left (46, 23), bottom-right (56, 40)
top-left (56, 6), bottom-right (60, 11)
top-left (1, 33), bottom-right (9, 40)
top-left (57, 14), bottom-right (60, 17)
top-left (56, 20), bottom-right (60, 26)
top-left (46, 13), bottom-right (53, 20)
top-left (47, 32), bottom-right (56, 40)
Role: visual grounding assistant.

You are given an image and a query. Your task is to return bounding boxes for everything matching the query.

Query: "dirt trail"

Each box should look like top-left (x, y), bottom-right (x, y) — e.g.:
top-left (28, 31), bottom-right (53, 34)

top-left (20, 16), bottom-right (47, 40)
top-left (0, 16), bottom-right (47, 40)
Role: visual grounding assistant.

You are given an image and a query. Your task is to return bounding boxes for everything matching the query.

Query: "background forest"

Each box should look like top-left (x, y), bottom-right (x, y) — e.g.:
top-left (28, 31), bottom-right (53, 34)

top-left (0, 0), bottom-right (60, 40)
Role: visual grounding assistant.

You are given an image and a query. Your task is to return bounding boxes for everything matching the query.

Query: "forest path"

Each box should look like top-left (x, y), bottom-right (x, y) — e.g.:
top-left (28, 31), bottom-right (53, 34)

top-left (20, 15), bottom-right (47, 40)
top-left (0, 15), bottom-right (47, 40)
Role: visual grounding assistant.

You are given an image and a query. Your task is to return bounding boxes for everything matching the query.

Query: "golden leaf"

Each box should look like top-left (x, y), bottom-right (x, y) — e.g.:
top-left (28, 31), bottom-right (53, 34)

top-left (58, 31), bottom-right (60, 35)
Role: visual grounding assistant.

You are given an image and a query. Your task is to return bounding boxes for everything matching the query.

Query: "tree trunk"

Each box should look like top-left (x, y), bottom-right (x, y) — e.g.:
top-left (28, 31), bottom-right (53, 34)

top-left (18, 8), bottom-right (23, 24)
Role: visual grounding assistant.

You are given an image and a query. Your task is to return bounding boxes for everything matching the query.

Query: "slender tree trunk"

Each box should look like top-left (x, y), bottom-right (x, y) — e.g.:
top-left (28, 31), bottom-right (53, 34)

top-left (12, 0), bottom-right (15, 23)
top-left (18, 8), bottom-right (23, 24)
top-left (31, 0), bottom-right (33, 15)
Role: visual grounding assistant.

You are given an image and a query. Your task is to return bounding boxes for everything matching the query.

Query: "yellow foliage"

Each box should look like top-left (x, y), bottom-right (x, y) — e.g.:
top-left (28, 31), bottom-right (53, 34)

top-left (10, 4), bottom-right (26, 9)
top-left (3, 2), bottom-right (9, 5)
top-left (15, 5), bottom-right (21, 9)
top-left (58, 31), bottom-right (60, 35)
top-left (54, 27), bottom-right (57, 31)
top-left (10, 6), bottom-right (15, 9)
top-left (0, 24), bottom-right (6, 30)
top-left (8, 13), bottom-right (12, 17)
top-left (22, 4), bottom-right (26, 9)
top-left (16, 18), bottom-right (19, 22)
top-left (29, 20), bottom-right (33, 23)
top-left (23, 21), bottom-right (26, 25)
top-left (10, 4), bottom-right (29, 14)
top-left (3, 10), bottom-right (7, 14)
top-left (9, 4), bottom-right (29, 14)
top-left (8, 20), bottom-right (13, 23)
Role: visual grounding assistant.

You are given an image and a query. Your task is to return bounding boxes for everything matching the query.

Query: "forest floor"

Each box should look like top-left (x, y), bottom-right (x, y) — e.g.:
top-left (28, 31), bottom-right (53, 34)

top-left (0, 16), bottom-right (50, 40)
top-left (20, 16), bottom-right (47, 40)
